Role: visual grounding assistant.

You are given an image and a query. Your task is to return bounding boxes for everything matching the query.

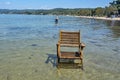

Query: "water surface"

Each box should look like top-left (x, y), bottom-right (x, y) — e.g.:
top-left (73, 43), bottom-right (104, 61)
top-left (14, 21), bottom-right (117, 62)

top-left (0, 14), bottom-right (120, 80)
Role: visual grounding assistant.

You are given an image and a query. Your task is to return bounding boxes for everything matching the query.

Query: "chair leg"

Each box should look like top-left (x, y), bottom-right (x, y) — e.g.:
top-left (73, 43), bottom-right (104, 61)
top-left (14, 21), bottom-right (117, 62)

top-left (58, 58), bottom-right (60, 63)
top-left (81, 59), bottom-right (84, 70)
top-left (56, 58), bottom-right (60, 64)
top-left (56, 58), bottom-right (60, 68)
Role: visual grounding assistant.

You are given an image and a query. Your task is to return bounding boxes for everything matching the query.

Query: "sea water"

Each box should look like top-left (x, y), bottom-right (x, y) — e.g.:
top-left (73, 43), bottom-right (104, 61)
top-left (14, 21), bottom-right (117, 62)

top-left (0, 14), bottom-right (120, 80)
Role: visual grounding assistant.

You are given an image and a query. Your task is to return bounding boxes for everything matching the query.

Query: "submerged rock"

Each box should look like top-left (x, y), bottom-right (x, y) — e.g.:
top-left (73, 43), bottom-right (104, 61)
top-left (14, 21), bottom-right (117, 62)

top-left (28, 57), bottom-right (32, 59)
top-left (34, 69), bottom-right (38, 72)
top-left (30, 44), bottom-right (38, 47)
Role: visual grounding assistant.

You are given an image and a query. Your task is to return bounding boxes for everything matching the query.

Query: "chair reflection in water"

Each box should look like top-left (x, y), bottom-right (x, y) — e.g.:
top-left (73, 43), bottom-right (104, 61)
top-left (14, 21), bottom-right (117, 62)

top-left (56, 30), bottom-right (85, 69)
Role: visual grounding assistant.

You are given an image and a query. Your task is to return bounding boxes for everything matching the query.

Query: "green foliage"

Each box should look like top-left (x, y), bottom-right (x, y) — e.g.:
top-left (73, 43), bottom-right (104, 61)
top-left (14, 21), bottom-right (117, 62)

top-left (95, 7), bottom-right (105, 16)
top-left (77, 9), bottom-right (92, 16)
top-left (109, 0), bottom-right (120, 14)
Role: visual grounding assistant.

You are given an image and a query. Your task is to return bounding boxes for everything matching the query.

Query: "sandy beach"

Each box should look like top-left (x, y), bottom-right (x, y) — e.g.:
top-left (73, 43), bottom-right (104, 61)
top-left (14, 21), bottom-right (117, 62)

top-left (75, 16), bottom-right (120, 21)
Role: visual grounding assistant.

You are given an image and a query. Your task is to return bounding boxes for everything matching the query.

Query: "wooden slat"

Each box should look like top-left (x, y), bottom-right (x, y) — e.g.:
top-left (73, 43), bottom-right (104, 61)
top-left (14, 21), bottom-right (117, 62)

top-left (60, 42), bottom-right (79, 45)
top-left (60, 44), bottom-right (79, 47)
top-left (61, 33), bottom-right (79, 35)
top-left (61, 34), bottom-right (79, 38)
top-left (61, 35), bottom-right (79, 37)
top-left (60, 52), bottom-right (81, 59)
top-left (61, 37), bottom-right (79, 40)
top-left (60, 41), bottom-right (79, 43)
top-left (61, 31), bottom-right (79, 34)
top-left (61, 38), bottom-right (79, 41)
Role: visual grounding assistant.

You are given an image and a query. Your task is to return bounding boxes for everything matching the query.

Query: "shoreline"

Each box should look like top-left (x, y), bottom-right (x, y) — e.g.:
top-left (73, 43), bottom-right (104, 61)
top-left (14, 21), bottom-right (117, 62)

top-left (75, 16), bottom-right (120, 21)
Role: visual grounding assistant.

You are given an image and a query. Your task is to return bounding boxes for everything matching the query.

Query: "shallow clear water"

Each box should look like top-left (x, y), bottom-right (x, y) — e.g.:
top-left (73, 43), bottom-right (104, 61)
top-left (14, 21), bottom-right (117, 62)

top-left (0, 14), bottom-right (120, 80)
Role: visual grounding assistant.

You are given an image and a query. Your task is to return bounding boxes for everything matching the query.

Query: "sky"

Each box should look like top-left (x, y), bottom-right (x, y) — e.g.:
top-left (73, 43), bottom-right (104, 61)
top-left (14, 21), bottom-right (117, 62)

top-left (0, 0), bottom-right (113, 9)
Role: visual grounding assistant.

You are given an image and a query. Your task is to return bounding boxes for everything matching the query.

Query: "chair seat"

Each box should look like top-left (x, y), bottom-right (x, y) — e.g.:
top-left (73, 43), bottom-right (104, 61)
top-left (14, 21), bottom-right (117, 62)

top-left (60, 52), bottom-right (81, 59)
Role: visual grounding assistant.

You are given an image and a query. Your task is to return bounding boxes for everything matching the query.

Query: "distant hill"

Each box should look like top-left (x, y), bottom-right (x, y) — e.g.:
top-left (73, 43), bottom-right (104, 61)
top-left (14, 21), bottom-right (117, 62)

top-left (0, 8), bottom-right (82, 15)
top-left (0, 7), bottom-right (119, 17)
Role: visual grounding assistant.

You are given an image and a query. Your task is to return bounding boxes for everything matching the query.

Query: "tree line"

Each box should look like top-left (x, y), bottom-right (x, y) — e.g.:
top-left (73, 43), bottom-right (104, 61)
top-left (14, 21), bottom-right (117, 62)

top-left (0, 0), bottom-right (119, 17)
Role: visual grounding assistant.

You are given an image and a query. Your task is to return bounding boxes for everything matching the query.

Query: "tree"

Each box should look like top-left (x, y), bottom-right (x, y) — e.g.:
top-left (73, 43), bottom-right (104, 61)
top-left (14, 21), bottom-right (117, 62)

top-left (105, 6), bottom-right (115, 17)
top-left (95, 7), bottom-right (105, 16)
top-left (109, 0), bottom-right (120, 15)
top-left (78, 9), bottom-right (91, 16)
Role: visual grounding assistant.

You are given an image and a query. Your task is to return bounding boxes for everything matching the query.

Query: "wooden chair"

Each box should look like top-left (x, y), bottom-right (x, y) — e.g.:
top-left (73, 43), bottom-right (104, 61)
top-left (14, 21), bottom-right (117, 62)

top-left (56, 30), bottom-right (85, 67)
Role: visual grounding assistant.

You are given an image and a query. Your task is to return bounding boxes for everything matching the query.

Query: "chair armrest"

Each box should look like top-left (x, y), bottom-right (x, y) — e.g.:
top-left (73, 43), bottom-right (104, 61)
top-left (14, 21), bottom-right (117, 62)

top-left (81, 43), bottom-right (85, 47)
top-left (80, 43), bottom-right (85, 50)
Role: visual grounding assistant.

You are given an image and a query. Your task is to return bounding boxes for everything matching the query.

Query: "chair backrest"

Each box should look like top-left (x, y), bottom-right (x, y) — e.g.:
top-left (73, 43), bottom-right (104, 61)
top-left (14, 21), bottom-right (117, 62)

top-left (59, 30), bottom-right (80, 46)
